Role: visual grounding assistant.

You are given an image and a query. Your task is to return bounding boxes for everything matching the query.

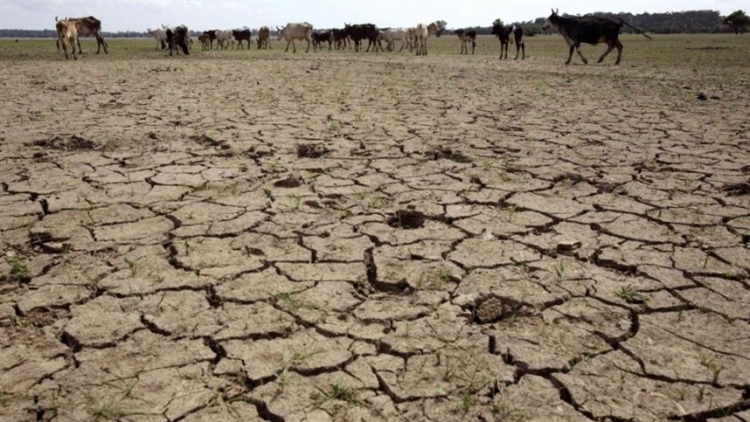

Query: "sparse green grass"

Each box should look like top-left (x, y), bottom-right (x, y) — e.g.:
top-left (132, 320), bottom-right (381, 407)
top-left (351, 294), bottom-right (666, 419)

top-left (281, 194), bottom-right (302, 213)
top-left (123, 258), bottom-right (137, 276)
top-left (491, 401), bottom-right (520, 421)
top-left (4, 255), bottom-right (30, 282)
top-left (416, 268), bottom-right (453, 290)
top-left (616, 286), bottom-right (646, 304)
top-left (453, 368), bottom-right (487, 414)
top-left (315, 383), bottom-right (358, 405)
top-left (84, 393), bottom-right (119, 421)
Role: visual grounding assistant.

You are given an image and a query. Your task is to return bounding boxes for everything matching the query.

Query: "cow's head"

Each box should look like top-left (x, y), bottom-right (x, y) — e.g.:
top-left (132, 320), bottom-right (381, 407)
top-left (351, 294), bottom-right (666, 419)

top-left (543, 8), bottom-right (560, 30)
top-left (491, 19), bottom-right (505, 37)
top-left (276, 26), bottom-right (284, 40)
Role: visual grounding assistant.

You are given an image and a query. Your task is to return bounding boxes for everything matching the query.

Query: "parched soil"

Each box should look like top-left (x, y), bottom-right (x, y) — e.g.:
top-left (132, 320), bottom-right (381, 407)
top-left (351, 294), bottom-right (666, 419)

top-left (1, 37), bottom-right (749, 422)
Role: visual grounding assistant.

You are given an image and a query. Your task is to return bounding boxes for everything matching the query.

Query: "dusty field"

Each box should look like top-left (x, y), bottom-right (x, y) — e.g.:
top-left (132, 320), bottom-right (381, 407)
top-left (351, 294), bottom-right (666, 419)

top-left (1, 34), bottom-right (749, 422)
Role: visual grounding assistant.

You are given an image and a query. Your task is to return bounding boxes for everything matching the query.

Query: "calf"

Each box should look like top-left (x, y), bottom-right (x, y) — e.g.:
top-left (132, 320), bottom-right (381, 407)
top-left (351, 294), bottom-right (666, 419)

top-left (198, 33), bottom-right (211, 51)
top-left (55, 18), bottom-right (78, 60)
top-left (344, 23), bottom-right (381, 52)
top-left (455, 29), bottom-right (476, 55)
top-left (202, 30), bottom-right (217, 49)
top-left (257, 26), bottom-right (271, 49)
top-left (166, 25), bottom-right (190, 56)
top-left (277, 22), bottom-right (314, 53)
top-left (312, 30), bottom-right (333, 51)
top-left (55, 16), bottom-right (108, 54)
top-left (233, 28), bottom-right (252, 49)
top-left (492, 21), bottom-right (525, 60)
top-left (542, 9), bottom-right (651, 65)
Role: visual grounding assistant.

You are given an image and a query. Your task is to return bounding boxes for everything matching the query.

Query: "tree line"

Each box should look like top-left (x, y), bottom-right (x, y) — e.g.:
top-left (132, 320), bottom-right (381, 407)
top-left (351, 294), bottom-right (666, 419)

top-left (0, 10), bottom-right (746, 38)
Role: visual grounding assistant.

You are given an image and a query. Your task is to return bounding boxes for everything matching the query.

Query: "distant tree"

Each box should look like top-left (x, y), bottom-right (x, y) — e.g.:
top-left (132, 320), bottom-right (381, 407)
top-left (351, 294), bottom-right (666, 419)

top-left (724, 10), bottom-right (749, 34)
top-left (435, 20), bottom-right (447, 36)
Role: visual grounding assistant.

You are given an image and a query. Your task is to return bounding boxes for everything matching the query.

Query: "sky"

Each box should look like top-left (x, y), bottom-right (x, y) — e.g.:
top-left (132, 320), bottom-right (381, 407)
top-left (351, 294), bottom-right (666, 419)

top-left (0, 0), bottom-right (745, 31)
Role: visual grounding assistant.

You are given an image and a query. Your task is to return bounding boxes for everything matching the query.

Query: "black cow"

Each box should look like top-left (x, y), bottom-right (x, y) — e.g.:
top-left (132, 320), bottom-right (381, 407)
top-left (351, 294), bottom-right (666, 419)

top-left (455, 29), bottom-right (476, 55)
top-left (332, 28), bottom-right (349, 50)
top-left (344, 23), bottom-right (381, 52)
top-left (167, 26), bottom-right (189, 56)
top-left (232, 29), bottom-right (252, 49)
top-left (491, 20), bottom-right (524, 60)
top-left (312, 30), bottom-right (333, 51)
top-left (202, 30), bottom-right (217, 50)
top-left (542, 8), bottom-right (652, 65)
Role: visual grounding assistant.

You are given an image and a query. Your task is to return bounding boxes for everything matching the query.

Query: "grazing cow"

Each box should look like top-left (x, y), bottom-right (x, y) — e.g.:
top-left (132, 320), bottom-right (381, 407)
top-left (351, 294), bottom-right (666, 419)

top-left (344, 23), bottom-right (380, 52)
top-left (312, 30), bottom-right (333, 51)
top-left (147, 28), bottom-right (168, 50)
top-left (455, 29), bottom-right (476, 55)
top-left (55, 18), bottom-right (78, 60)
top-left (54, 16), bottom-right (108, 54)
top-left (215, 30), bottom-right (233, 50)
top-left (233, 28), bottom-right (252, 49)
top-left (277, 22), bottom-right (314, 53)
top-left (380, 28), bottom-right (409, 52)
top-left (257, 26), bottom-right (271, 49)
top-left (166, 25), bottom-right (190, 56)
top-left (492, 20), bottom-right (525, 60)
top-left (202, 30), bottom-right (218, 49)
top-left (543, 9), bottom-right (651, 65)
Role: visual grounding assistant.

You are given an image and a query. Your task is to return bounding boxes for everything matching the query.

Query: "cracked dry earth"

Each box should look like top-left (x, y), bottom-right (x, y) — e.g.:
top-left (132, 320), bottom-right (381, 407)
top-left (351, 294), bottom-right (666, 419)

top-left (1, 50), bottom-right (750, 422)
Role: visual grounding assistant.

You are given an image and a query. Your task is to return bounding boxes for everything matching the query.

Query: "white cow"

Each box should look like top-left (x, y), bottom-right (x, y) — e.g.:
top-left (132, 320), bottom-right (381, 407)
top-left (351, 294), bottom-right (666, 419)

top-left (215, 29), bottom-right (233, 50)
top-left (147, 28), bottom-right (168, 50)
top-left (414, 21), bottom-right (446, 56)
top-left (415, 24), bottom-right (429, 55)
top-left (380, 28), bottom-right (409, 52)
top-left (276, 22), bottom-right (314, 53)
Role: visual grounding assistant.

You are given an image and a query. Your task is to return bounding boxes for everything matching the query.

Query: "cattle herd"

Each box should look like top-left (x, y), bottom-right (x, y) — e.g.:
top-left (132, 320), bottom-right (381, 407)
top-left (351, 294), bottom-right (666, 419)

top-left (54, 9), bottom-right (652, 63)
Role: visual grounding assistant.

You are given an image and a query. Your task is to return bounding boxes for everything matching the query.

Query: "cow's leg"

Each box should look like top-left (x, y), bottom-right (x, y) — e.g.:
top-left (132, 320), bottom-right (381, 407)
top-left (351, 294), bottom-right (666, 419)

top-left (306, 38), bottom-right (311, 53)
top-left (60, 38), bottom-right (68, 59)
top-left (614, 40), bottom-right (623, 65)
top-left (56, 38), bottom-right (60, 51)
top-left (71, 40), bottom-right (77, 60)
top-left (597, 41), bottom-right (615, 63)
top-left (100, 34), bottom-right (108, 54)
top-left (521, 42), bottom-right (525, 60)
top-left (575, 43), bottom-right (588, 64)
top-left (565, 45), bottom-right (574, 64)
top-left (76, 37), bottom-right (83, 54)
top-left (515, 42), bottom-right (521, 60)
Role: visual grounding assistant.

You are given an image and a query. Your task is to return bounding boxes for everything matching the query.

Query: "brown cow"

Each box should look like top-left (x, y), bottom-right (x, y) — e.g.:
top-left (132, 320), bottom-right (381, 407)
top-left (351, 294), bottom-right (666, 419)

top-left (257, 26), bottom-right (271, 49)
top-left (55, 18), bottom-right (78, 60)
top-left (55, 16), bottom-right (108, 54)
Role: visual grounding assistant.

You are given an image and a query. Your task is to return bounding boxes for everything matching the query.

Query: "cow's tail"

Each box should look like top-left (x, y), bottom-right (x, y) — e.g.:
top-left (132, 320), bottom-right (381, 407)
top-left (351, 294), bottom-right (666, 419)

top-left (620, 19), bottom-right (652, 40)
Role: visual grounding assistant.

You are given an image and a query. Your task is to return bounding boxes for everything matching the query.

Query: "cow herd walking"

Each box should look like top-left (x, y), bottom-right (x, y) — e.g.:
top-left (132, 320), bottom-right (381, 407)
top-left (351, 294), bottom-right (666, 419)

top-left (54, 9), bottom-right (652, 64)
